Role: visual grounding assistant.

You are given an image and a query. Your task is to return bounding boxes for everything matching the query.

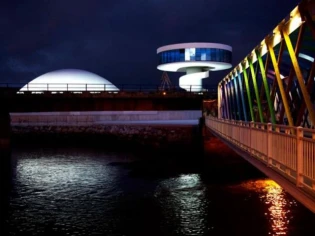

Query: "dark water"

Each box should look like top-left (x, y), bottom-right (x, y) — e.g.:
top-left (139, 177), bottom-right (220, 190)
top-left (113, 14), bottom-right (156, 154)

top-left (1, 144), bottom-right (315, 236)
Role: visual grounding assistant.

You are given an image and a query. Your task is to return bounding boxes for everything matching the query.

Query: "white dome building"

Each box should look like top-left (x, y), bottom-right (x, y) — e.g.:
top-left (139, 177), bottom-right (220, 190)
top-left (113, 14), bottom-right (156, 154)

top-left (20, 69), bottom-right (119, 92)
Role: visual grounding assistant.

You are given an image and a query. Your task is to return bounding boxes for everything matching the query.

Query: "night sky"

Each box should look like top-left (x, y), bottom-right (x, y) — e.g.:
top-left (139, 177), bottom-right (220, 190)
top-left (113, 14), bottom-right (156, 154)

top-left (1, 0), bottom-right (300, 87)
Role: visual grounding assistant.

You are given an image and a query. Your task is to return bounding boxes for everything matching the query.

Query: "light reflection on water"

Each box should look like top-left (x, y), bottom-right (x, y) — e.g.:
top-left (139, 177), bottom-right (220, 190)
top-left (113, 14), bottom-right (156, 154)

top-left (154, 174), bottom-right (208, 235)
top-left (239, 179), bottom-right (297, 236)
top-left (1, 148), bottom-right (315, 236)
top-left (5, 150), bottom-right (131, 235)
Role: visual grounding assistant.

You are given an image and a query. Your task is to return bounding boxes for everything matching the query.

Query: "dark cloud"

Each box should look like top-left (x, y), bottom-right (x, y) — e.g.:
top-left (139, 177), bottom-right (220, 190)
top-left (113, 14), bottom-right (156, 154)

top-left (0, 0), bottom-right (300, 86)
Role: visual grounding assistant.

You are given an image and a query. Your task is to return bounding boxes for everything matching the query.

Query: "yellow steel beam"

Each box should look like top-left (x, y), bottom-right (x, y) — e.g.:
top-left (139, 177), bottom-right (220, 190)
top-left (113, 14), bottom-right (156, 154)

top-left (267, 40), bottom-right (294, 127)
top-left (295, 60), bottom-right (315, 126)
top-left (267, 39), bottom-right (285, 121)
top-left (282, 29), bottom-right (315, 127)
top-left (279, 23), bottom-right (305, 122)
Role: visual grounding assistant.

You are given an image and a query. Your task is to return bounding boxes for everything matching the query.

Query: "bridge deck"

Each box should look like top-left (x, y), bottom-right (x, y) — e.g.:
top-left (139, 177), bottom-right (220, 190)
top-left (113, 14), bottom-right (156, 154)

top-left (206, 116), bottom-right (315, 213)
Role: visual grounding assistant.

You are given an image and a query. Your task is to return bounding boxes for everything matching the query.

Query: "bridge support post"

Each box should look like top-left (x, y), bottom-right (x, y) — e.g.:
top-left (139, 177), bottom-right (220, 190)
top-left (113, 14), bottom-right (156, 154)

top-left (249, 121), bottom-right (254, 156)
top-left (296, 126), bottom-right (303, 187)
top-left (267, 123), bottom-right (272, 166)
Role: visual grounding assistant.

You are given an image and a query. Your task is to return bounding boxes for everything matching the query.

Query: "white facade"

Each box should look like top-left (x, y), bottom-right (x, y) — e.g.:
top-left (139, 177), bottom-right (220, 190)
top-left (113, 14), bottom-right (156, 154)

top-left (157, 42), bottom-right (232, 92)
top-left (20, 69), bottom-right (119, 92)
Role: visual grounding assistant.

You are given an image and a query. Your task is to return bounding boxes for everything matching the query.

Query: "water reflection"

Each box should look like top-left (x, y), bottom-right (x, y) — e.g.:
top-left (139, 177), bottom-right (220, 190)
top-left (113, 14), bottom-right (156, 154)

top-left (6, 150), bottom-right (126, 235)
top-left (2, 148), bottom-right (314, 235)
top-left (240, 179), bottom-right (296, 236)
top-left (154, 174), bottom-right (208, 235)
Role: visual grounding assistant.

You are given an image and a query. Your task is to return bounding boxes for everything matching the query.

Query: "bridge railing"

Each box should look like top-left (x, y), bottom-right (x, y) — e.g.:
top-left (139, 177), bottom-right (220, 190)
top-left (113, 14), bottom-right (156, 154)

top-left (0, 83), bottom-right (217, 94)
top-left (205, 116), bottom-right (315, 194)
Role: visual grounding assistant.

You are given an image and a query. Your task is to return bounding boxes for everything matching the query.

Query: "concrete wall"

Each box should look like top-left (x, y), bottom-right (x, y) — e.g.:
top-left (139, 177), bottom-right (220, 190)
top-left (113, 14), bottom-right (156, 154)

top-left (7, 94), bottom-right (203, 112)
top-left (12, 124), bottom-right (200, 149)
top-left (0, 112), bottom-right (10, 149)
top-left (10, 110), bottom-right (202, 126)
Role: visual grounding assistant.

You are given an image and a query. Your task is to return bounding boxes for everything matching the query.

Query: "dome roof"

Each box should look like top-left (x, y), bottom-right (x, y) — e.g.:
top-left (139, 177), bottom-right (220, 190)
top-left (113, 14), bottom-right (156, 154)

top-left (20, 69), bottom-right (119, 91)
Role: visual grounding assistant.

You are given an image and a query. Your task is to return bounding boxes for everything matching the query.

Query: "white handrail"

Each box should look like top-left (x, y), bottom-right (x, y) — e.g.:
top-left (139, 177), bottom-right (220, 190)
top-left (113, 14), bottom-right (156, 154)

top-left (205, 116), bottom-right (315, 192)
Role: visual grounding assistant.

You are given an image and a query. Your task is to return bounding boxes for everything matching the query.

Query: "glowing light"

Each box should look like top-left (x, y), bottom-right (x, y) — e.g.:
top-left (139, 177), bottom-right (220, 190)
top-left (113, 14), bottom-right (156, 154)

top-left (179, 71), bottom-right (209, 92)
top-left (298, 53), bottom-right (314, 62)
top-left (260, 41), bottom-right (268, 56)
top-left (238, 65), bottom-right (243, 73)
top-left (243, 59), bottom-right (249, 69)
top-left (251, 51), bottom-right (257, 63)
top-left (219, 4), bottom-right (303, 86)
top-left (20, 69), bottom-right (119, 92)
top-left (272, 29), bottom-right (282, 48)
top-left (157, 42), bottom-right (232, 53)
top-left (154, 174), bottom-right (207, 235)
top-left (286, 10), bottom-right (302, 35)
top-left (240, 179), bottom-right (296, 235)
top-left (157, 61), bottom-right (232, 72)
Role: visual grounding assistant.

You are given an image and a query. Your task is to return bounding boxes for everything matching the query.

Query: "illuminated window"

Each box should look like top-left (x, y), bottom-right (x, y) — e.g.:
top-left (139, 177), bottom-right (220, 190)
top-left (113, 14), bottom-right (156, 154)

top-left (185, 48), bottom-right (190, 61)
top-left (158, 48), bottom-right (231, 64)
top-left (189, 48), bottom-right (196, 61)
top-left (201, 48), bottom-right (206, 61)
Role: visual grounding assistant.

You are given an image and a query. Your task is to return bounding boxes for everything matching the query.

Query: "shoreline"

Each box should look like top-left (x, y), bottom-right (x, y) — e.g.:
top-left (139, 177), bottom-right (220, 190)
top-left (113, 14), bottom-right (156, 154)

top-left (10, 124), bottom-right (203, 154)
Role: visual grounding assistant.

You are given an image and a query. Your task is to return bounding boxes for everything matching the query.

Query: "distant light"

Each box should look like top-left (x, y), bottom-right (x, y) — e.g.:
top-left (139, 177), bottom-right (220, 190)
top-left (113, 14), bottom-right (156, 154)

top-left (298, 53), bottom-right (314, 62)
top-left (163, 92), bottom-right (166, 95)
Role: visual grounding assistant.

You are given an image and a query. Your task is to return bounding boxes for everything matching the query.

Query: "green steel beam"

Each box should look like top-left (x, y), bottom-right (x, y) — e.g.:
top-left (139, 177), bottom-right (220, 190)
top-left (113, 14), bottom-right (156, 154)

top-left (242, 64), bottom-right (255, 122)
top-left (256, 50), bottom-right (276, 124)
top-left (248, 57), bottom-right (264, 123)
top-left (255, 53), bottom-right (269, 121)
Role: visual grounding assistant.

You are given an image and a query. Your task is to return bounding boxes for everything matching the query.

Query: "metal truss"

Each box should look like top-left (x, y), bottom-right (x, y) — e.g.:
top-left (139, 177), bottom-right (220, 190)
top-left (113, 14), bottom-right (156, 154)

top-left (218, 0), bottom-right (315, 128)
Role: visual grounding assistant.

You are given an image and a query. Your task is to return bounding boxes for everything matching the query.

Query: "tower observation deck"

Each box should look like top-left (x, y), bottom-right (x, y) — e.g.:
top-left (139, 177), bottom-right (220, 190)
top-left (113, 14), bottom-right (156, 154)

top-left (157, 42), bottom-right (232, 92)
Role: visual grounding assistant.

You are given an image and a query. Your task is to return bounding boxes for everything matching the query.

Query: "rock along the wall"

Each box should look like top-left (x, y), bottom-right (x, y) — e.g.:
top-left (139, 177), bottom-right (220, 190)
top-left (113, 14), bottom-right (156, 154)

top-left (11, 124), bottom-right (200, 151)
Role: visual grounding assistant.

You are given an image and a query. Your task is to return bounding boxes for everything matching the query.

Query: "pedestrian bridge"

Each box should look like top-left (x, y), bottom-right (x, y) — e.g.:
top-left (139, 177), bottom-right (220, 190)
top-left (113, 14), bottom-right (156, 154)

top-left (206, 117), bottom-right (315, 212)
top-left (205, 0), bottom-right (315, 212)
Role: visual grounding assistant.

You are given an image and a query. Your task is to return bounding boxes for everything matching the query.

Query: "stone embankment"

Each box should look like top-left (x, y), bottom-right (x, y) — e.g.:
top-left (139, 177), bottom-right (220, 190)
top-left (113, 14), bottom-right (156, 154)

top-left (12, 124), bottom-right (200, 150)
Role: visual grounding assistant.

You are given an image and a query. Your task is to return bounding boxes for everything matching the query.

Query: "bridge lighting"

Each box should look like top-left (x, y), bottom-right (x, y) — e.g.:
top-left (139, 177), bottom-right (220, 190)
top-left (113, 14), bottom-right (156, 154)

top-left (260, 41), bottom-right (268, 56)
top-left (271, 32), bottom-right (282, 48)
top-left (250, 51), bottom-right (257, 62)
top-left (238, 65), bottom-right (243, 73)
top-left (243, 58), bottom-right (249, 69)
top-left (287, 15), bottom-right (303, 35)
top-left (298, 53), bottom-right (314, 62)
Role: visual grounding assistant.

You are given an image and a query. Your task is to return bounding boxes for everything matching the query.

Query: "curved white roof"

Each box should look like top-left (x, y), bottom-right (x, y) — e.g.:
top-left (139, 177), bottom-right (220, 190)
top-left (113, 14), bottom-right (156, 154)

top-left (157, 61), bottom-right (232, 72)
top-left (20, 69), bottom-right (119, 91)
top-left (157, 42), bottom-right (232, 54)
